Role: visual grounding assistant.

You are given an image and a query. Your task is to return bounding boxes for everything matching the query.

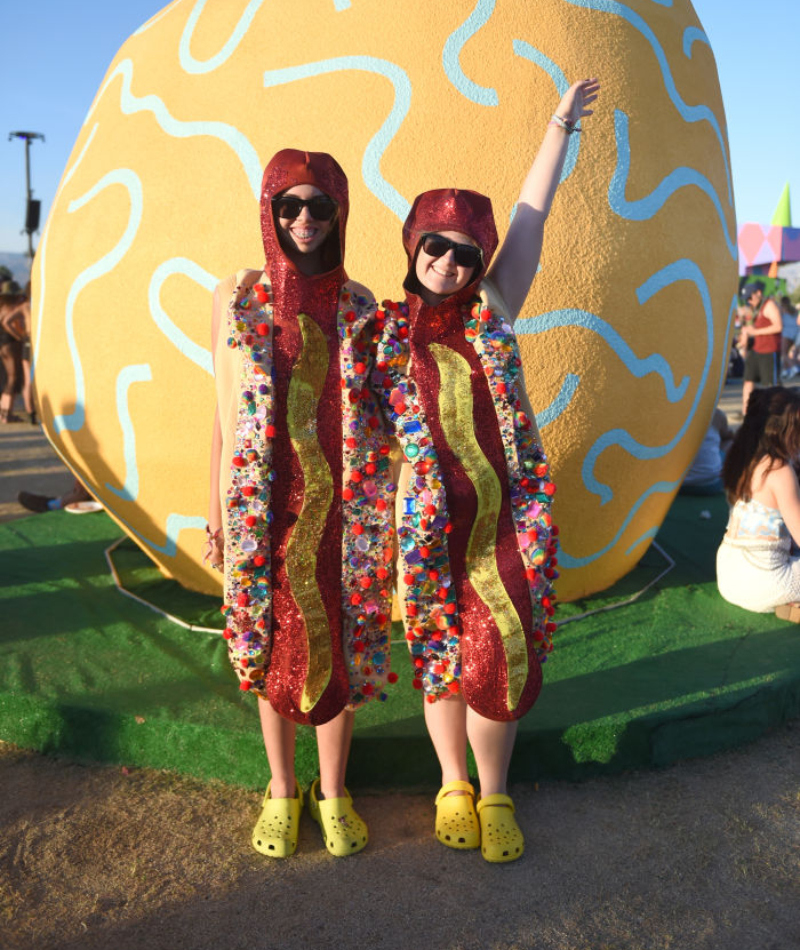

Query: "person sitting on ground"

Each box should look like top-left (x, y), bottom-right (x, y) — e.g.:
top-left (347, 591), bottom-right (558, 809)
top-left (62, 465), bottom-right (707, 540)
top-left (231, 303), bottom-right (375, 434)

top-left (716, 387), bottom-right (800, 621)
top-left (680, 408), bottom-right (735, 495)
top-left (18, 477), bottom-right (96, 514)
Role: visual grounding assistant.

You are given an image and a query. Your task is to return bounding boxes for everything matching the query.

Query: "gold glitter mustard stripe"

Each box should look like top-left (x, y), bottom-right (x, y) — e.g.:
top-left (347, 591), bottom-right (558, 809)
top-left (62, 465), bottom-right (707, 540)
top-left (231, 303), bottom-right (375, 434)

top-left (430, 343), bottom-right (528, 712)
top-left (286, 314), bottom-right (334, 713)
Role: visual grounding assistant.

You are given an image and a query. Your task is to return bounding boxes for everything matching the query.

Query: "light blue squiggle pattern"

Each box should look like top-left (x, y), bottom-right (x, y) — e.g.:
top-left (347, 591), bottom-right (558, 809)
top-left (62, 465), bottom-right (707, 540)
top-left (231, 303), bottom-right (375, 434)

top-left (559, 478), bottom-right (681, 568)
top-left (32, 123), bottom-right (99, 380)
top-left (516, 309), bottom-right (689, 403)
top-left (134, 0), bottom-right (186, 36)
top-left (609, 110), bottom-right (736, 259)
top-left (512, 40), bottom-right (579, 182)
top-left (536, 373), bottom-right (579, 428)
top-left (442, 0), bottom-right (498, 106)
top-left (88, 59), bottom-right (262, 199)
top-left (54, 170), bottom-right (144, 435)
top-left (102, 495), bottom-right (206, 558)
top-left (334, 0), bottom-right (351, 8)
top-left (106, 364), bottom-right (152, 502)
top-left (263, 57), bottom-right (412, 220)
top-left (561, 0), bottom-right (732, 203)
top-left (179, 0), bottom-right (264, 74)
top-left (149, 259), bottom-right (217, 375)
top-left (581, 259), bottom-right (713, 505)
top-left (625, 526), bottom-right (658, 556)
top-left (683, 26), bottom-right (710, 58)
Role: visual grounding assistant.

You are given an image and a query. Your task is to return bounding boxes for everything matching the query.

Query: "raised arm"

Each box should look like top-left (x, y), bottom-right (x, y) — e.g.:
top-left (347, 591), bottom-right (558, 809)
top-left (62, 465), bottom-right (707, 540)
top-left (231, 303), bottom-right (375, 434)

top-left (486, 78), bottom-right (600, 321)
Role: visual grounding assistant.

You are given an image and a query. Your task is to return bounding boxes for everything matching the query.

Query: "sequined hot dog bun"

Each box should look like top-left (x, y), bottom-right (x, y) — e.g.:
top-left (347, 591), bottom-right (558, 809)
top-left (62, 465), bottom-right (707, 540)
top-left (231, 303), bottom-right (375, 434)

top-left (33, 0), bottom-right (735, 598)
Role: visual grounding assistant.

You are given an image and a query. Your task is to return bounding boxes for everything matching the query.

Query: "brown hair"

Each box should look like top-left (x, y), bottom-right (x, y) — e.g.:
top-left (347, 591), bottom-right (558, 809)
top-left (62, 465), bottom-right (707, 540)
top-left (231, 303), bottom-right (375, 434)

top-left (723, 387), bottom-right (800, 503)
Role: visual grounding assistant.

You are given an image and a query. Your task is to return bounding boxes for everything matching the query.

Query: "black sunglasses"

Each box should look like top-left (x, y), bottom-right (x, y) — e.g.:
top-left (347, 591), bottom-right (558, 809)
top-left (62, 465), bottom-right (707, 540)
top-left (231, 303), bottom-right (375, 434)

top-left (271, 194), bottom-right (338, 221)
top-left (419, 233), bottom-right (483, 269)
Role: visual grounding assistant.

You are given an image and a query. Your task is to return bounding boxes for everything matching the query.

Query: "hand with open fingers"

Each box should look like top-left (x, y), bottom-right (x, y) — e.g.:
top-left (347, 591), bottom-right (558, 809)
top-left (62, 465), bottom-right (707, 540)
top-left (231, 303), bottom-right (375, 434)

top-left (555, 77), bottom-right (601, 129)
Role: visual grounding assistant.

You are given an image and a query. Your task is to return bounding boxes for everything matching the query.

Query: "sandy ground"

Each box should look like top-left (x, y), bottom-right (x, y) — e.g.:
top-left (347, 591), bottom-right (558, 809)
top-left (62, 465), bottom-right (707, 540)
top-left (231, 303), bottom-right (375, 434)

top-left (1, 385), bottom-right (799, 950)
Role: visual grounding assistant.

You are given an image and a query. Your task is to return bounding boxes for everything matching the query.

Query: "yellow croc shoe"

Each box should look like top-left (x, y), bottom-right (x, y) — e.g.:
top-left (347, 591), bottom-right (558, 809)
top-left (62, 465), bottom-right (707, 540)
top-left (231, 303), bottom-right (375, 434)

top-left (251, 781), bottom-right (303, 858)
top-left (309, 778), bottom-right (368, 857)
top-left (476, 793), bottom-right (524, 863)
top-left (434, 780), bottom-right (480, 850)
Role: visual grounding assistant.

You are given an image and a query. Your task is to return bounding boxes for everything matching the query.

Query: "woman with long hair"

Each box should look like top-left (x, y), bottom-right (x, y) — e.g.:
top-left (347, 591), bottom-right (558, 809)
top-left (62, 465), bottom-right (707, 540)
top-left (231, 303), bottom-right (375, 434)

top-left (207, 149), bottom-right (394, 858)
top-left (717, 386), bottom-right (800, 618)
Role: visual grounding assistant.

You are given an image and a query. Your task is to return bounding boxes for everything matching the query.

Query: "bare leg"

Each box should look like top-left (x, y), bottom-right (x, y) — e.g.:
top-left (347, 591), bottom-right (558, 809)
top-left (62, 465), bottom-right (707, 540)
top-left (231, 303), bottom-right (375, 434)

top-left (0, 392), bottom-right (13, 423)
top-left (423, 692), bottom-right (469, 789)
top-left (466, 708), bottom-right (518, 797)
top-left (257, 697), bottom-right (296, 798)
top-left (61, 478), bottom-right (92, 507)
top-left (316, 708), bottom-right (355, 799)
top-left (21, 359), bottom-right (34, 415)
top-left (742, 380), bottom-right (754, 417)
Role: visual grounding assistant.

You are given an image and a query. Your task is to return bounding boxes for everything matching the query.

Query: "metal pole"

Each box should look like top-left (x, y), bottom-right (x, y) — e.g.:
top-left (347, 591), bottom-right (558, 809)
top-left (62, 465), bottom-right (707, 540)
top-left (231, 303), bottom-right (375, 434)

top-left (24, 137), bottom-right (33, 257)
top-left (8, 131), bottom-right (45, 258)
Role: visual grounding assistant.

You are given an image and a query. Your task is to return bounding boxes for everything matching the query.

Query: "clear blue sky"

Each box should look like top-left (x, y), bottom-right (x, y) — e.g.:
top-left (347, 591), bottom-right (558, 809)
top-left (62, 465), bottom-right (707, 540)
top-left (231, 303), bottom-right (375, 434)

top-left (1, 0), bottom-right (798, 257)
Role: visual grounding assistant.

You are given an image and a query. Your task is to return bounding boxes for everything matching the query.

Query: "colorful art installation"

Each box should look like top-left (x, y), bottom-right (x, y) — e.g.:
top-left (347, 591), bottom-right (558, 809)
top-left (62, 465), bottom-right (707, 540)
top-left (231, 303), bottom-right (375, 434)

top-left (32, 0), bottom-right (736, 600)
top-left (739, 183), bottom-right (799, 280)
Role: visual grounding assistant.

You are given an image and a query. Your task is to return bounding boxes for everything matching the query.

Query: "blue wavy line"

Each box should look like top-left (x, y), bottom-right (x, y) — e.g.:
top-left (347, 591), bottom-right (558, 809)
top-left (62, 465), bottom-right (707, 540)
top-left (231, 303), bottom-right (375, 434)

top-left (53, 170), bottom-right (144, 436)
top-left (106, 364), bottom-right (152, 502)
top-left (581, 259), bottom-right (713, 505)
top-left (558, 478), bottom-right (681, 568)
top-left (334, 0), bottom-right (351, 8)
top-left (609, 109), bottom-right (736, 259)
top-left (559, 293), bottom-right (738, 570)
top-left (683, 26), bottom-right (710, 58)
top-left (512, 40), bottom-right (579, 182)
top-left (32, 123), bottom-right (99, 381)
top-left (442, 0), bottom-right (498, 106)
top-left (101, 495), bottom-right (206, 558)
top-left (263, 57), bottom-right (412, 220)
top-left (625, 526), bottom-right (658, 556)
top-left (515, 309), bottom-right (689, 403)
top-left (537, 373), bottom-right (580, 428)
top-left (561, 0), bottom-right (732, 203)
top-left (149, 259), bottom-right (217, 375)
top-left (179, 0), bottom-right (264, 74)
top-left (89, 59), bottom-right (262, 199)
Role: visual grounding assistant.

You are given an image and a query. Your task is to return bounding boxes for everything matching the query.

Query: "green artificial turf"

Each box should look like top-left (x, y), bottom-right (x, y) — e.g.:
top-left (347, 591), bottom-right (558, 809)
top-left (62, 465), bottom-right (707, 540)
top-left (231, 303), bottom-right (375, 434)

top-left (1, 495), bottom-right (798, 790)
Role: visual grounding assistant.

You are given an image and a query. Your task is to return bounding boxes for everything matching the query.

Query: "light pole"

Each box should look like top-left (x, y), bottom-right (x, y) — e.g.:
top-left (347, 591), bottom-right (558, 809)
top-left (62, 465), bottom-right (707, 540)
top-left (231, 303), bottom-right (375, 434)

top-left (9, 131), bottom-right (45, 258)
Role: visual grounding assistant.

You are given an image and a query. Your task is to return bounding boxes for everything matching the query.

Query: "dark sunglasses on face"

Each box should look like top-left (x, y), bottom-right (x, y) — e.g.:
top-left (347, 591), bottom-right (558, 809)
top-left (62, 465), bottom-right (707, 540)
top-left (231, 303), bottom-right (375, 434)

top-left (419, 233), bottom-right (483, 269)
top-left (271, 194), bottom-right (338, 221)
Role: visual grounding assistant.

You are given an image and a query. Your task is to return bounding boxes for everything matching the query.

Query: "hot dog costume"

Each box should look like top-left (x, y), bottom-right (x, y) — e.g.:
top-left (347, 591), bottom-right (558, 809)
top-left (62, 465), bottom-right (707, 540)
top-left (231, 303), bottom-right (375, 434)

top-left (214, 150), bottom-right (395, 725)
top-left (377, 189), bottom-right (558, 722)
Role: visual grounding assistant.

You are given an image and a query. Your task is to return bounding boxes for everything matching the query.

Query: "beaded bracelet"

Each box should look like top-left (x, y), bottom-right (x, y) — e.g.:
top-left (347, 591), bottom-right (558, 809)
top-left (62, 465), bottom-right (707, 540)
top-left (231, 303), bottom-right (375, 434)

top-left (203, 525), bottom-right (225, 571)
top-left (548, 114), bottom-right (581, 135)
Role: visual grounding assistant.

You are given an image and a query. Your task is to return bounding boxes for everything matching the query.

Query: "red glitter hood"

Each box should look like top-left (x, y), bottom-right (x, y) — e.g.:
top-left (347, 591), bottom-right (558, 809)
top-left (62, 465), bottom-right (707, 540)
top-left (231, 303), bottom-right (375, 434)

top-left (402, 188), bottom-right (498, 302)
top-left (260, 148), bottom-right (349, 285)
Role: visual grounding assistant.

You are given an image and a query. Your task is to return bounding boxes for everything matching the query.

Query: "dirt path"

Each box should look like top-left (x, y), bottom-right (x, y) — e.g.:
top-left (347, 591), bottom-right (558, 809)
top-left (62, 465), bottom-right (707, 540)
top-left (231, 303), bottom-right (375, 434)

top-left (1, 389), bottom-right (799, 950)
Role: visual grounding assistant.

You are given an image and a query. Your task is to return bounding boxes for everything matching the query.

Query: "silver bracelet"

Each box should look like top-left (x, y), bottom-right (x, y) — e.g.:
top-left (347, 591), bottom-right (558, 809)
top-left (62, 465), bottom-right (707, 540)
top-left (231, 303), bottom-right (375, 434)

top-left (549, 113), bottom-right (581, 135)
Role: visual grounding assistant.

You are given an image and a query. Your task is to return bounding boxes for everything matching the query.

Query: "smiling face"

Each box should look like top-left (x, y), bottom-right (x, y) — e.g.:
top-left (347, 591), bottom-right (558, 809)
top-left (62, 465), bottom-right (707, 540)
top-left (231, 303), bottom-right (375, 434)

top-left (414, 229), bottom-right (480, 305)
top-left (274, 184), bottom-right (337, 269)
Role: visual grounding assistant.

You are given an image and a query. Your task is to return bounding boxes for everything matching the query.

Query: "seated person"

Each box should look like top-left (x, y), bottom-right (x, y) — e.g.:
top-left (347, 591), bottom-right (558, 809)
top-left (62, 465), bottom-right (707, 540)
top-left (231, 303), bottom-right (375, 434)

top-left (716, 388), bottom-right (800, 619)
top-left (680, 408), bottom-right (734, 495)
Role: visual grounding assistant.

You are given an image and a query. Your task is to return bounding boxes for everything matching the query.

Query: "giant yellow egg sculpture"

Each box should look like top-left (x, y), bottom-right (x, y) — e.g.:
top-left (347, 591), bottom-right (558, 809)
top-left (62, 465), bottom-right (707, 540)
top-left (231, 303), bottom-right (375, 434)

top-left (33, 0), bottom-right (736, 599)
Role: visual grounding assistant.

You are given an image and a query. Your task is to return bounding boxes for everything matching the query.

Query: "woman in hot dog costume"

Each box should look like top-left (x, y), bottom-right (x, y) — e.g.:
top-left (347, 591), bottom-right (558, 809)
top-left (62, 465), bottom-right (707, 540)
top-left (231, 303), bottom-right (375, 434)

top-left (207, 149), bottom-right (394, 858)
top-left (378, 79), bottom-right (600, 862)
